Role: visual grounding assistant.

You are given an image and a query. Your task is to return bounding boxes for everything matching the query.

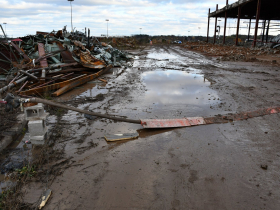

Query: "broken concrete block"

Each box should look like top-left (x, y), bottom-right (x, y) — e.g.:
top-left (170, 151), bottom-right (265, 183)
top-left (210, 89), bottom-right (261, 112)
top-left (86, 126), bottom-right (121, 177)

top-left (30, 132), bottom-right (48, 145)
top-left (28, 120), bottom-right (47, 137)
top-left (24, 103), bottom-right (49, 120)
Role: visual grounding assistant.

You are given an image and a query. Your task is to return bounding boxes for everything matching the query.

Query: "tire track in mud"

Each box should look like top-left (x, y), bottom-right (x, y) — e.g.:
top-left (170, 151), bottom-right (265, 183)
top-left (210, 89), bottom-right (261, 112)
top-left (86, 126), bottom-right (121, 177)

top-left (166, 45), bottom-right (226, 69)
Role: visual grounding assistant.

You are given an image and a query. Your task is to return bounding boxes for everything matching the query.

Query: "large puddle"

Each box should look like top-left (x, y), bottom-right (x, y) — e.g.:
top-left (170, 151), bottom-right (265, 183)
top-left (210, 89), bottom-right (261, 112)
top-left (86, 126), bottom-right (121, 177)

top-left (140, 69), bottom-right (220, 117)
top-left (147, 52), bottom-right (178, 60)
top-left (142, 69), bottom-right (218, 104)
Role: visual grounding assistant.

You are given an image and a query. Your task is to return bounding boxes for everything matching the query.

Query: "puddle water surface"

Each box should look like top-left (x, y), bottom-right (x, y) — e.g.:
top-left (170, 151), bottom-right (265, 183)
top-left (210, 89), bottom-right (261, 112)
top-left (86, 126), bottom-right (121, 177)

top-left (141, 69), bottom-right (220, 117)
top-left (147, 52), bottom-right (179, 60)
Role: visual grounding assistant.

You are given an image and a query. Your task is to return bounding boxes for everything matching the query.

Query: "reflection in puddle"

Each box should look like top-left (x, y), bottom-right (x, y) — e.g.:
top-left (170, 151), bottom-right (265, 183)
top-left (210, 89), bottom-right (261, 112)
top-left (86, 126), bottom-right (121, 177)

top-left (76, 83), bottom-right (108, 99)
top-left (141, 70), bottom-right (220, 116)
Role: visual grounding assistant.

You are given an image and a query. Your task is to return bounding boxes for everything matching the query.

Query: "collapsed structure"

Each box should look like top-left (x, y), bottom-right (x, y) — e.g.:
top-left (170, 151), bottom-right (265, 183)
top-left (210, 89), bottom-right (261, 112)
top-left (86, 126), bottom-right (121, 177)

top-left (0, 25), bottom-right (133, 98)
top-left (207, 0), bottom-right (280, 47)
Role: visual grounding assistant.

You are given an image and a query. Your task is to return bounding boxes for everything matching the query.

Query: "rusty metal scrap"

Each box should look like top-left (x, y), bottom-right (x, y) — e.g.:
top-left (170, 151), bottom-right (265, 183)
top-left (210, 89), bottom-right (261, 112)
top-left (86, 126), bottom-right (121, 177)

top-left (73, 40), bottom-right (86, 50)
top-left (20, 74), bottom-right (87, 96)
top-left (0, 25), bottom-right (134, 97)
top-left (55, 42), bottom-right (77, 63)
top-left (79, 50), bottom-right (106, 69)
top-left (37, 43), bottom-right (48, 68)
top-left (52, 65), bottom-right (112, 96)
top-left (10, 42), bottom-right (30, 61)
top-left (19, 70), bottom-right (39, 81)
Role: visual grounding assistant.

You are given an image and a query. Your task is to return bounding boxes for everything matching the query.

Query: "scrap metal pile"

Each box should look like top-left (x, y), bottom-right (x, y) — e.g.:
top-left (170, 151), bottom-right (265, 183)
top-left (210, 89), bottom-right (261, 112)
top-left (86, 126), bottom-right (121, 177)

top-left (0, 26), bottom-right (133, 97)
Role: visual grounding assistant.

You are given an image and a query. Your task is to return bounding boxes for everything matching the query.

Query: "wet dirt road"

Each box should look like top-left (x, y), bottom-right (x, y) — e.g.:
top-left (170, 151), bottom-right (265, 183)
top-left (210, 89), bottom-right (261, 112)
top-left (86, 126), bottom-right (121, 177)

top-left (25, 45), bottom-right (280, 209)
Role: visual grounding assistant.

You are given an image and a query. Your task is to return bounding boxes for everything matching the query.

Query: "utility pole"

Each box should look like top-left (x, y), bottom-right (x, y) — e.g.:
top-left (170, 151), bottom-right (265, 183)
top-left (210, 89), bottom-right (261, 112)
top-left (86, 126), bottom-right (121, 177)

top-left (67, 0), bottom-right (74, 32)
top-left (106, 19), bottom-right (109, 38)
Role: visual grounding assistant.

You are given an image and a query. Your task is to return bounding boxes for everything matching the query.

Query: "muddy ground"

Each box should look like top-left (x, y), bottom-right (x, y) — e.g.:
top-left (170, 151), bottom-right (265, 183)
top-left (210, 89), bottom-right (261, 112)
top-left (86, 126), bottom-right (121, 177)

top-left (0, 107), bottom-right (20, 141)
top-left (1, 45), bottom-right (280, 209)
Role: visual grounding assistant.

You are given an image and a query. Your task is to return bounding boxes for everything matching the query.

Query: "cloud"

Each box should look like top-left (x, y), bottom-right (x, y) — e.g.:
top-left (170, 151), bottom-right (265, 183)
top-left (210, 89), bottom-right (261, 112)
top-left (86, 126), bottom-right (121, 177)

top-left (0, 0), bottom-right (278, 37)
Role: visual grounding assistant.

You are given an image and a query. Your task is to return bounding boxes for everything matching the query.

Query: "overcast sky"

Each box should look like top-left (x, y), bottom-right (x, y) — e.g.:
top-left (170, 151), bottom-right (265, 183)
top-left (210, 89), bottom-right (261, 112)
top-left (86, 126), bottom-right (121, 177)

top-left (0, 0), bottom-right (278, 38)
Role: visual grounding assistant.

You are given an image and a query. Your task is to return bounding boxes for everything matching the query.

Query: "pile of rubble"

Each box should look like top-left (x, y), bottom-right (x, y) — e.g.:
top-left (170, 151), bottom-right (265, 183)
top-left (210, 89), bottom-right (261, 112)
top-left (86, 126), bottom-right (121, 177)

top-left (184, 41), bottom-right (280, 62)
top-left (269, 35), bottom-right (280, 48)
top-left (111, 37), bottom-right (138, 49)
top-left (0, 26), bottom-right (133, 98)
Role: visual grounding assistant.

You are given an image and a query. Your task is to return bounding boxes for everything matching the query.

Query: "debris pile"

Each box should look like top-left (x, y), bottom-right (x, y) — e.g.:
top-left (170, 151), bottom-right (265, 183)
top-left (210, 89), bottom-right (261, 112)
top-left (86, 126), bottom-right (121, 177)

top-left (184, 42), bottom-right (280, 62)
top-left (0, 26), bottom-right (133, 97)
top-left (111, 37), bottom-right (137, 49)
top-left (269, 34), bottom-right (280, 48)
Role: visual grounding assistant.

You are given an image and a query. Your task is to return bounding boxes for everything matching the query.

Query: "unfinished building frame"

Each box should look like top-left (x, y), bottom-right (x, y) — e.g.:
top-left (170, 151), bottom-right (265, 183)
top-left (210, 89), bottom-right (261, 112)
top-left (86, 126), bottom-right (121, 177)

top-left (207, 0), bottom-right (280, 47)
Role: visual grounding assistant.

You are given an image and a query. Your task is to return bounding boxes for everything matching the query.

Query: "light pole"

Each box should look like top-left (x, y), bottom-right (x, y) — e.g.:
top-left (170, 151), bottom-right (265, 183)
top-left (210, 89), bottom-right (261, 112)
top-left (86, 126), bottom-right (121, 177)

top-left (3, 23), bottom-right (7, 35)
top-left (68, 0), bottom-right (74, 32)
top-left (198, 27), bottom-right (201, 36)
top-left (106, 19), bottom-right (109, 38)
top-left (140, 28), bottom-right (142, 35)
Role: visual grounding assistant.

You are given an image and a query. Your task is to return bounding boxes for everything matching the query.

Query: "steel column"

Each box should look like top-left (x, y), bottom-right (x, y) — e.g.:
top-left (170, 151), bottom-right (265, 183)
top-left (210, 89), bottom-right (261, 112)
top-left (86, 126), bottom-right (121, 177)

top-left (236, 6), bottom-right (241, 46)
top-left (223, 0), bottom-right (229, 45)
top-left (207, 8), bottom-right (210, 43)
top-left (248, 18), bottom-right (251, 41)
top-left (253, 0), bottom-right (261, 47)
top-left (266, 20), bottom-right (270, 43)
top-left (213, 4), bottom-right (218, 44)
top-left (262, 20), bottom-right (266, 43)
